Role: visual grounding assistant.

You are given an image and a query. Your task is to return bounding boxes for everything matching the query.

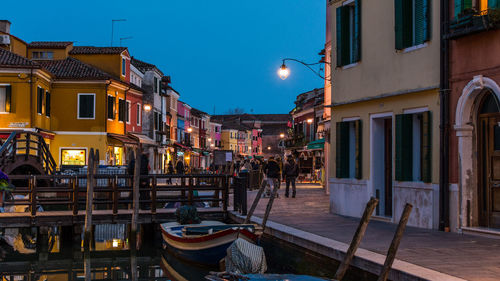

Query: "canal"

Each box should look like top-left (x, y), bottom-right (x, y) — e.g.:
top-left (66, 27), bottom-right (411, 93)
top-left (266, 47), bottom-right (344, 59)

top-left (0, 224), bottom-right (377, 281)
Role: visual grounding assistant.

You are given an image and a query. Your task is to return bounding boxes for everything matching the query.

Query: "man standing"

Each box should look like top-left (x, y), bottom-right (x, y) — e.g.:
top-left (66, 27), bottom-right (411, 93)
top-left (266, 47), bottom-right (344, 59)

top-left (265, 156), bottom-right (281, 198)
top-left (284, 155), bottom-right (298, 198)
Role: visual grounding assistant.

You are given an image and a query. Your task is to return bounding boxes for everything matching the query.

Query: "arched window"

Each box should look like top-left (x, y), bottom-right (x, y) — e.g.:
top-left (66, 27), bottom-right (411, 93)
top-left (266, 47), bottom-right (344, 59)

top-left (479, 90), bottom-right (500, 114)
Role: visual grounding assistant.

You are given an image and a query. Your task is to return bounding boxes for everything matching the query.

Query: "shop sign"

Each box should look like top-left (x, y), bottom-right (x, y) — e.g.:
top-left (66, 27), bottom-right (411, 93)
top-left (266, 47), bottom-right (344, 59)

top-left (8, 122), bottom-right (28, 128)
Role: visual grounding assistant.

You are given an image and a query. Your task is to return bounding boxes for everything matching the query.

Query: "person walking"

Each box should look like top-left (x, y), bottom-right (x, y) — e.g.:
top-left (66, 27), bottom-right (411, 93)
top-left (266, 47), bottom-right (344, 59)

top-left (175, 159), bottom-right (185, 174)
top-left (284, 155), bottom-right (299, 198)
top-left (265, 156), bottom-right (281, 198)
top-left (167, 161), bottom-right (174, 184)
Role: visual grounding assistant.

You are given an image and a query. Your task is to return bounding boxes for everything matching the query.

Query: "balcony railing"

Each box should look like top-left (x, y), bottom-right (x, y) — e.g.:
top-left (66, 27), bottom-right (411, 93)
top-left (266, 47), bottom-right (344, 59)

top-left (447, 8), bottom-right (500, 39)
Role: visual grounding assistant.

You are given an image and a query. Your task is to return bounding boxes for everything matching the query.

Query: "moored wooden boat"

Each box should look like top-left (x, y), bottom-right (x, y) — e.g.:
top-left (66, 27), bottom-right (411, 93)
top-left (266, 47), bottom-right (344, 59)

top-left (161, 220), bottom-right (260, 265)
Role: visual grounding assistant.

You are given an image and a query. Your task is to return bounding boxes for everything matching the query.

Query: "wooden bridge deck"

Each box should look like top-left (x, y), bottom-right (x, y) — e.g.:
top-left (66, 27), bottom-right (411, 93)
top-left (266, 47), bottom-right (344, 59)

top-left (0, 207), bottom-right (225, 228)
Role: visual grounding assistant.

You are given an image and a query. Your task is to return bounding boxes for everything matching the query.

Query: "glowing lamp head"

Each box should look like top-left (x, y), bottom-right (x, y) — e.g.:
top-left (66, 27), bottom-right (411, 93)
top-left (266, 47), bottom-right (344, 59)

top-left (280, 133), bottom-right (285, 139)
top-left (267, 146), bottom-right (271, 150)
top-left (208, 138), bottom-right (212, 142)
top-left (307, 118), bottom-right (313, 124)
top-left (187, 127), bottom-right (193, 133)
top-left (143, 104), bottom-right (152, 112)
top-left (278, 63), bottom-right (290, 80)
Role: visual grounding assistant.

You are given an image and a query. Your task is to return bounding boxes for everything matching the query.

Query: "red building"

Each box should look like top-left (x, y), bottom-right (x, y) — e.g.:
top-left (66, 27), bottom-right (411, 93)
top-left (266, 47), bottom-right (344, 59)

top-left (447, 3), bottom-right (500, 230)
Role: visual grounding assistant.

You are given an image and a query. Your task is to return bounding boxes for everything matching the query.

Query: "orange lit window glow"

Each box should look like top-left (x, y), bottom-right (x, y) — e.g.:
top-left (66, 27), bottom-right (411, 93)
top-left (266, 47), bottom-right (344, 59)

top-left (61, 149), bottom-right (86, 166)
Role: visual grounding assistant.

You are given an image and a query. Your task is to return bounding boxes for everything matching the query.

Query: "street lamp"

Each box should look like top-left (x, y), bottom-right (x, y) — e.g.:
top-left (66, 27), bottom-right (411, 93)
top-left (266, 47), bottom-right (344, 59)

top-left (278, 58), bottom-right (331, 81)
top-left (280, 133), bottom-right (285, 138)
top-left (278, 63), bottom-right (290, 80)
top-left (208, 138), bottom-right (212, 142)
top-left (143, 104), bottom-right (152, 112)
top-left (187, 127), bottom-right (193, 133)
top-left (307, 118), bottom-right (313, 124)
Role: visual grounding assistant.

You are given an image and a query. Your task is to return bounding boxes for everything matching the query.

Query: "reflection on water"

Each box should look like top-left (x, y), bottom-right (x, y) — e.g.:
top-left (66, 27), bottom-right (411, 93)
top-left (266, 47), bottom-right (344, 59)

top-left (0, 224), bottom-right (216, 281)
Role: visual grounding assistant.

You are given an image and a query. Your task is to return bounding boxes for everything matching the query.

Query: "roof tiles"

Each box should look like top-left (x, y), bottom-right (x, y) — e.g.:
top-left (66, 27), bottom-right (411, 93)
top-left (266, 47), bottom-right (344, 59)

top-left (70, 46), bottom-right (127, 55)
top-left (0, 48), bottom-right (36, 67)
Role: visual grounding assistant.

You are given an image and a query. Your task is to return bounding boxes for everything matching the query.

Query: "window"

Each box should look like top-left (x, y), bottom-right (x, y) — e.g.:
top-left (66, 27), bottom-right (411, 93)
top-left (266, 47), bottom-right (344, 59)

top-left (45, 91), bottom-right (50, 117)
top-left (126, 101), bottom-right (131, 123)
top-left (336, 0), bottom-right (360, 67)
top-left (32, 51), bottom-right (53, 60)
top-left (122, 58), bottom-right (126, 76)
top-left (395, 111), bottom-right (432, 182)
top-left (61, 149), bottom-right (86, 166)
top-left (454, 0), bottom-right (497, 17)
top-left (395, 0), bottom-right (430, 50)
top-left (137, 103), bottom-right (141, 126)
top-left (336, 120), bottom-right (362, 179)
top-left (0, 85), bottom-right (12, 113)
top-left (154, 77), bottom-right (158, 93)
top-left (118, 99), bottom-right (126, 122)
top-left (107, 95), bottom-right (116, 120)
top-left (37, 87), bottom-right (44, 114)
top-left (78, 94), bottom-right (95, 119)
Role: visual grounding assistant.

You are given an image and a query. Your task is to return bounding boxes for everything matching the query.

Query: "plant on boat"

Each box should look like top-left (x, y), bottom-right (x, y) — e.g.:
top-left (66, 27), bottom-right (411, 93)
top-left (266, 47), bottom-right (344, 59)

top-left (0, 170), bottom-right (14, 192)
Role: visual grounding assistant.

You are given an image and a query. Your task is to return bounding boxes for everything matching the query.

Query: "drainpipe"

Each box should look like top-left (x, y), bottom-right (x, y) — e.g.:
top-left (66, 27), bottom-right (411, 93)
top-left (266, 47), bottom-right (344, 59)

top-left (439, 0), bottom-right (451, 231)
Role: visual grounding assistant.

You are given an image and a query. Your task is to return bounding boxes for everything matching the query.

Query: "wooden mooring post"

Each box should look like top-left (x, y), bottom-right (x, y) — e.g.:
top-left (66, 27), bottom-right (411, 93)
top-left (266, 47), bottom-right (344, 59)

top-left (334, 197), bottom-right (378, 281)
top-left (377, 203), bottom-right (413, 281)
top-left (83, 148), bottom-right (98, 249)
top-left (130, 147), bottom-right (141, 250)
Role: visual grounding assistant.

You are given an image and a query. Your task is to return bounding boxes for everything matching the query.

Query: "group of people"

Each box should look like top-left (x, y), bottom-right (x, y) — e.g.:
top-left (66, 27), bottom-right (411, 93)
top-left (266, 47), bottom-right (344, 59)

top-left (235, 155), bottom-right (299, 198)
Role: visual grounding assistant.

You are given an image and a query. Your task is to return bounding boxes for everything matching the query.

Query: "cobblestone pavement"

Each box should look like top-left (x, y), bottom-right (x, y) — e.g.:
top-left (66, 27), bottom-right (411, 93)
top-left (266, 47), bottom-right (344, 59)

top-left (241, 184), bottom-right (500, 281)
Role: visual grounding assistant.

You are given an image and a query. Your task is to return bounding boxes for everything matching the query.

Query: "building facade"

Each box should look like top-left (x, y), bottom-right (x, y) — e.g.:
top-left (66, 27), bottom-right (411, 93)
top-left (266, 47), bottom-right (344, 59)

top-left (328, 0), bottom-right (441, 229)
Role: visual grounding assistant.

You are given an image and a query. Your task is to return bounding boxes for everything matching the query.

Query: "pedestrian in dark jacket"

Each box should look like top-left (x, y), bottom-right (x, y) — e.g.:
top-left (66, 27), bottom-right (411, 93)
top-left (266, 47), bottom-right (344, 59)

top-left (265, 157), bottom-right (281, 197)
top-left (284, 155), bottom-right (299, 198)
top-left (176, 159), bottom-right (185, 174)
top-left (167, 161), bottom-right (175, 184)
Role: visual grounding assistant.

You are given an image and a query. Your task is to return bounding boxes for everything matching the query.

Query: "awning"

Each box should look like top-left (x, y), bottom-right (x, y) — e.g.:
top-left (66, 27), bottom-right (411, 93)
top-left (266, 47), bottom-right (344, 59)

top-left (174, 142), bottom-right (191, 150)
top-left (307, 138), bottom-right (325, 150)
top-left (107, 133), bottom-right (138, 145)
top-left (129, 133), bottom-right (157, 146)
top-left (202, 151), bottom-right (210, 156)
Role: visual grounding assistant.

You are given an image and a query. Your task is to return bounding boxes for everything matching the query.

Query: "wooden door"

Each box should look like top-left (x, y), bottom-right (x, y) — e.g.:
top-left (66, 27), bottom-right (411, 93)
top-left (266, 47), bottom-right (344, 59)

top-left (384, 118), bottom-right (393, 217)
top-left (479, 115), bottom-right (500, 228)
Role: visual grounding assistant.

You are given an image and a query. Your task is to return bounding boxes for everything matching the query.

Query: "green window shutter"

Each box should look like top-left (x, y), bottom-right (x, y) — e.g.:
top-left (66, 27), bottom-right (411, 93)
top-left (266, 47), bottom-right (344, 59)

top-left (421, 111), bottom-right (432, 183)
top-left (464, 0), bottom-right (472, 10)
top-left (454, 0), bottom-right (462, 17)
top-left (395, 114), bottom-right (413, 181)
top-left (414, 0), bottom-right (430, 45)
top-left (489, 0), bottom-right (499, 8)
top-left (355, 120), bottom-right (362, 179)
top-left (352, 0), bottom-right (361, 62)
top-left (340, 6), bottom-right (351, 65)
top-left (336, 7), bottom-right (343, 67)
top-left (5, 85), bottom-right (11, 113)
top-left (395, 0), bottom-right (404, 49)
top-left (403, 0), bottom-right (413, 48)
top-left (336, 122), bottom-right (350, 178)
top-left (37, 88), bottom-right (43, 114)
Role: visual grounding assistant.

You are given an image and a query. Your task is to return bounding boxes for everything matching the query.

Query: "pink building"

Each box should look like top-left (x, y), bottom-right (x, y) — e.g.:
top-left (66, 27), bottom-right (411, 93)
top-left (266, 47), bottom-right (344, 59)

top-left (251, 129), bottom-right (262, 156)
top-left (209, 121), bottom-right (222, 149)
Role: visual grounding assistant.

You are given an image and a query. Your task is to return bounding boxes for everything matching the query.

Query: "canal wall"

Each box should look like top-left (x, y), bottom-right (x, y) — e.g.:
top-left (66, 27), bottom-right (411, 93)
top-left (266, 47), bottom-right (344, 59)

top-left (229, 212), bottom-right (466, 281)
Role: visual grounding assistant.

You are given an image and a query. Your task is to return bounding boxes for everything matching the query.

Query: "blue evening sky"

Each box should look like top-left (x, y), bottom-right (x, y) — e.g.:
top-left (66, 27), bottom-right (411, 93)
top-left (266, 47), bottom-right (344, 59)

top-left (2, 1), bottom-right (325, 114)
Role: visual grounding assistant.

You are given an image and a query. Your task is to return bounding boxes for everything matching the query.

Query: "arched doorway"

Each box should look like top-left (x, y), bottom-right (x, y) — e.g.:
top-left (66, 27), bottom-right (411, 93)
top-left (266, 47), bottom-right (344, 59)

top-left (477, 91), bottom-right (500, 227)
top-left (455, 75), bottom-right (500, 229)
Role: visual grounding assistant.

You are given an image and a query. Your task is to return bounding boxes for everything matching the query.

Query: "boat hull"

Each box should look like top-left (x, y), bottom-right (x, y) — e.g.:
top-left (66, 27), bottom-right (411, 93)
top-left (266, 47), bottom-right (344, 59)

top-left (161, 224), bottom-right (257, 265)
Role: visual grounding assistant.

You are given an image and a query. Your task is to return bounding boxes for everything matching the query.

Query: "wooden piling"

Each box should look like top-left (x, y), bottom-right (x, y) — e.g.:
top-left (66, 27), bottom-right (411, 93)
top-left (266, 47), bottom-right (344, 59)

top-left (244, 182), bottom-right (267, 224)
top-left (83, 148), bottom-right (95, 249)
top-left (334, 197), bottom-right (379, 281)
top-left (130, 148), bottom-right (140, 250)
top-left (30, 175), bottom-right (37, 216)
top-left (261, 183), bottom-right (280, 232)
top-left (377, 203), bottom-right (413, 281)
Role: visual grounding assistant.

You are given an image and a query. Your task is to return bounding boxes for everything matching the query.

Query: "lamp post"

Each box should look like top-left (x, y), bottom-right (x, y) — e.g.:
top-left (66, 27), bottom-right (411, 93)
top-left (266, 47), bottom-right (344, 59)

top-left (277, 58), bottom-right (331, 81)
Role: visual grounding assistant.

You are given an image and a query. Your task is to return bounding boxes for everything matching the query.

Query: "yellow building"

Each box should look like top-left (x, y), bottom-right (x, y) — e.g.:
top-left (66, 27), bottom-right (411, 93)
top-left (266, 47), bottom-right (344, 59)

top-left (221, 129), bottom-right (238, 154)
top-left (328, 0), bottom-right (440, 229)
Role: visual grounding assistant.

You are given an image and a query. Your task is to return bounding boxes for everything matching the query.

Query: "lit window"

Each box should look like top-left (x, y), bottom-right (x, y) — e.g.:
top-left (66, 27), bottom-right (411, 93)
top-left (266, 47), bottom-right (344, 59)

top-left (61, 149), bottom-right (86, 166)
top-left (0, 85), bottom-right (12, 113)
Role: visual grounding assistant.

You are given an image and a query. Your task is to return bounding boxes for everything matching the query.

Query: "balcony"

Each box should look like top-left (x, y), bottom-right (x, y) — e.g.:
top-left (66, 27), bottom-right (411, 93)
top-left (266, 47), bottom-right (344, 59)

top-left (285, 135), bottom-right (307, 149)
top-left (447, 9), bottom-right (500, 39)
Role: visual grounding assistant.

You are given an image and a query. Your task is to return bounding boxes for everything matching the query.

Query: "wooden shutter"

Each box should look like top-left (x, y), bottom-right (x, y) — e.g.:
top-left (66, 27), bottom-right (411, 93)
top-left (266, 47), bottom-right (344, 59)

top-left (340, 7), bottom-right (350, 65)
top-left (352, 0), bottom-right (361, 63)
top-left (395, 0), bottom-right (404, 49)
top-left (5, 85), bottom-right (11, 113)
top-left (119, 99), bottom-right (125, 122)
top-left (355, 120), bottom-right (362, 179)
top-left (421, 111), bottom-right (432, 183)
top-left (37, 88), bottom-right (43, 114)
top-left (403, 0), bottom-right (413, 48)
top-left (336, 7), bottom-right (343, 67)
top-left (395, 114), bottom-right (413, 181)
top-left (45, 92), bottom-right (50, 117)
top-left (414, 0), bottom-right (430, 45)
top-left (336, 122), bottom-right (350, 178)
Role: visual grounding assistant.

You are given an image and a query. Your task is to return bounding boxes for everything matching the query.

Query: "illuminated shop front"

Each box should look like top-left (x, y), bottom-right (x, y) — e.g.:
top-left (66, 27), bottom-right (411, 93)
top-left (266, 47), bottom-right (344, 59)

top-left (61, 149), bottom-right (87, 166)
top-left (107, 146), bottom-right (124, 166)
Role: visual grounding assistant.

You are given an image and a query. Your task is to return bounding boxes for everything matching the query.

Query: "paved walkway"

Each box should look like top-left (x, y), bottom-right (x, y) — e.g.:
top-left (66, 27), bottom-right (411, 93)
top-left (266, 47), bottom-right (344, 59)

top-left (239, 184), bottom-right (500, 281)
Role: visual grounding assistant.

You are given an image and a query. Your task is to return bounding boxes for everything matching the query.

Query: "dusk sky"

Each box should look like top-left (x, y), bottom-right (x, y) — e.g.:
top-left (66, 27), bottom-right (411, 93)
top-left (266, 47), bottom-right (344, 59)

top-left (2, 1), bottom-right (325, 114)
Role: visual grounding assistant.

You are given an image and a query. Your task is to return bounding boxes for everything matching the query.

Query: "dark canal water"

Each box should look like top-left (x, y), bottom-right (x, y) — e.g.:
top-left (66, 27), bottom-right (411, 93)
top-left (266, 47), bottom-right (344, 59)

top-left (0, 224), bottom-right (377, 281)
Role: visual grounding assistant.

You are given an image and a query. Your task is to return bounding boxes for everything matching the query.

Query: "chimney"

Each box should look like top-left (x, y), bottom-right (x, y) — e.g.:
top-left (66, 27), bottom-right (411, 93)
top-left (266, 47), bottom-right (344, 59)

top-left (0, 20), bottom-right (11, 34)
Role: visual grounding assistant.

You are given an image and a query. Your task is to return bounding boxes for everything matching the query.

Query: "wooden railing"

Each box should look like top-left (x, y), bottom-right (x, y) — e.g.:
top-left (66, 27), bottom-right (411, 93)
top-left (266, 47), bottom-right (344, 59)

top-left (0, 131), bottom-right (56, 175)
top-left (4, 173), bottom-right (231, 217)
